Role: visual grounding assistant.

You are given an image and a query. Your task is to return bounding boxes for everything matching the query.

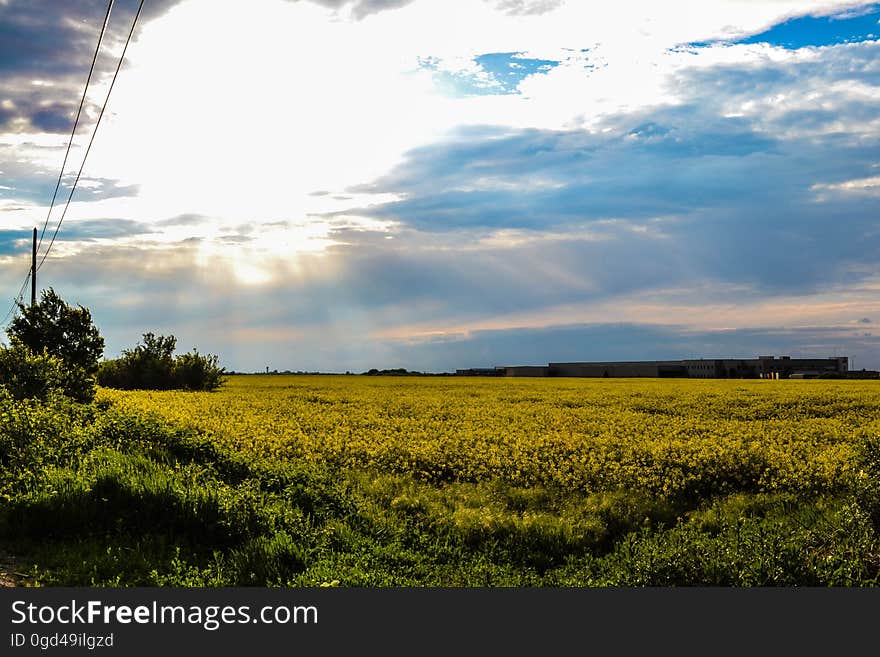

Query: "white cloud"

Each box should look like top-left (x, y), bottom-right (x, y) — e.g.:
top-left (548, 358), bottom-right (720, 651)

top-left (812, 174), bottom-right (880, 200)
top-left (80, 0), bottom-right (880, 215)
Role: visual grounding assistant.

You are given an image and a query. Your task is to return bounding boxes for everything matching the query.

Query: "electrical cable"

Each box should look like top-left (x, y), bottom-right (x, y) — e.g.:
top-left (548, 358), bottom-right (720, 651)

top-left (38, 0), bottom-right (146, 271)
top-left (0, 0), bottom-right (117, 327)
top-left (0, 270), bottom-right (33, 327)
top-left (36, 0), bottom-right (116, 251)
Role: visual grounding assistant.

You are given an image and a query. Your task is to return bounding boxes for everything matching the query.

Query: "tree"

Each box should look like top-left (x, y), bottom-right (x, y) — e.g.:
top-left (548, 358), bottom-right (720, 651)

top-left (138, 332), bottom-right (177, 362)
top-left (98, 333), bottom-right (226, 391)
top-left (125, 332), bottom-right (176, 389)
top-left (0, 342), bottom-right (66, 401)
top-left (6, 288), bottom-right (104, 402)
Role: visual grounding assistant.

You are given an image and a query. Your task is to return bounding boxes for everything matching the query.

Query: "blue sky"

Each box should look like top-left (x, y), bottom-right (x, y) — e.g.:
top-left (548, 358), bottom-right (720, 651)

top-left (423, 51), bottom-right (562, 96)
top-left (736, 3), bottom-right (880, 47)
top-left (1, 0), bottom-right (879, 372)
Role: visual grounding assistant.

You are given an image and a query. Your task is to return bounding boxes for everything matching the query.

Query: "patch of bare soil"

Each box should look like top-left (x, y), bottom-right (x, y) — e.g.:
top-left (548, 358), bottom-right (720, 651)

top-left (0, 550), bottom-right (37, 587)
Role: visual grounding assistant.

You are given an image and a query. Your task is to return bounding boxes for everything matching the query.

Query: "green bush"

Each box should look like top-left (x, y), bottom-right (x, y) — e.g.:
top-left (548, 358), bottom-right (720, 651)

top-left (98, 333), bottom-right (226, 391)
top-left (96, 358), bottom-right (128, 389)
top-left (173, 350), bottom-right (226, 391)
top-left (0, 343), bottom-right (68, 401)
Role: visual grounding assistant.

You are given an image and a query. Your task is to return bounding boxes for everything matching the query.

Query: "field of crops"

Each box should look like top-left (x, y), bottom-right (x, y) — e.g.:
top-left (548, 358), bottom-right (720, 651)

top-left (3, 375), bottom-right (879, 586)
top-left (102, 375), bottom-right (869, 499)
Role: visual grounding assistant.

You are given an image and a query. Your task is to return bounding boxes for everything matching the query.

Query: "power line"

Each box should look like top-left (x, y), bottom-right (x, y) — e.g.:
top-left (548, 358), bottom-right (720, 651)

top-left (36, 0), bottom-right (116, 252)
top-left (38, 0), bottom-right (146, 272)
top-left (0, 0), bottom-right (116, 330)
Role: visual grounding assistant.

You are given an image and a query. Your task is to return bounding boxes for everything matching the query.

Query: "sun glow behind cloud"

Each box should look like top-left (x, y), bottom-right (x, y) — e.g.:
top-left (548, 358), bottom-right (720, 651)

top-left (85, 0), bottom-right (447, 216)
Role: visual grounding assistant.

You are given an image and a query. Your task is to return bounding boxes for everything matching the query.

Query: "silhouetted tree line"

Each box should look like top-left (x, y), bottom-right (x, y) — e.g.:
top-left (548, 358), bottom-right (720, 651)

top-left (363, 368), bottom-right (433, 376)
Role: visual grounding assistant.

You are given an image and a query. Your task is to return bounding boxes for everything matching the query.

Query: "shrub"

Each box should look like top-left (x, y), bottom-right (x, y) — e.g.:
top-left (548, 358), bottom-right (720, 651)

top-left (0, 342), bottom-right (69, 401)
top-left (96, 358), bottom-right (129, 390)
top-left (172, 350), bottom-right (226, 391)
top-left (98, 333), bottom-right (226, 391)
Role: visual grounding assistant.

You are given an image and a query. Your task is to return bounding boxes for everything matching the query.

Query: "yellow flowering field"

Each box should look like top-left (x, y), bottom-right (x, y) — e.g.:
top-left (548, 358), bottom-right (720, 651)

top-left (98, 375), bottom-right (879, 500)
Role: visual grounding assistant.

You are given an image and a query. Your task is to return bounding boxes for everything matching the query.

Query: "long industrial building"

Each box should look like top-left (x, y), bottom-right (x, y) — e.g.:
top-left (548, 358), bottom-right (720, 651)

top-left (460, 356), bottom-right (851, 379)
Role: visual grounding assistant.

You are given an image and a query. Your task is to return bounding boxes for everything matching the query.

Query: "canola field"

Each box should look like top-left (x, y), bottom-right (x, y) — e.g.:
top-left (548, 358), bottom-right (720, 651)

top-left (5, 375), bottom-right (878, 586)
top-left (101, 375), bottom-right (869, 500)
top-left (81, 374), bottom-right (879, 586)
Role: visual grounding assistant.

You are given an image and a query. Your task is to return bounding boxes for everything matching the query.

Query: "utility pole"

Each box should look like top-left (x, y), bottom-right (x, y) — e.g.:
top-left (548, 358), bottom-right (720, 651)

top-left (30, 227), bottom-right (36, 307)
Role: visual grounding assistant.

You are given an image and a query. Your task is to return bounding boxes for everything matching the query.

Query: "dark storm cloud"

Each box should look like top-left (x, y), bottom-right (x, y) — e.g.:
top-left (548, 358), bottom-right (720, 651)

top-left (0, 0), bottom-right (178, 77)
top-left (27, 104), bottom-right (77, 133)
top-left (0, 1), bottom-right (94, 77)
top-left (0, 0), bottom-right (179, 133)
top-left (0, 82), bottom-right (80, 134)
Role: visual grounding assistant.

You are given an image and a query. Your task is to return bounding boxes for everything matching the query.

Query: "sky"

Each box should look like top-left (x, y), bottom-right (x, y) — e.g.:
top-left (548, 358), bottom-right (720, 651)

top-left (1, 0), bottom-right (879, 373)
